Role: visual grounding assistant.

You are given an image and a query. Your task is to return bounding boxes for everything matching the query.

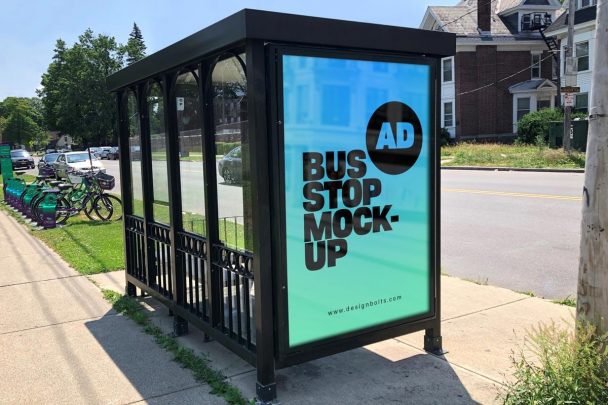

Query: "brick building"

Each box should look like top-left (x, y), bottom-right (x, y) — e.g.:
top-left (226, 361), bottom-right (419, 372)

top-left (420, 0), bottom-right (562, 140)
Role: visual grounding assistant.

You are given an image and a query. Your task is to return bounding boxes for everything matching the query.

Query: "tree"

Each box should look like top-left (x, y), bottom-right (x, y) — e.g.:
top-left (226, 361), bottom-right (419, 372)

top-left (577, 0), bottom-right (607, 335)
top-left (38, 30), bottom-right (125, 146)
top-left (0, 97), bottom-right (46, 148)
top-left (124, 23), bottom-right (146, 65)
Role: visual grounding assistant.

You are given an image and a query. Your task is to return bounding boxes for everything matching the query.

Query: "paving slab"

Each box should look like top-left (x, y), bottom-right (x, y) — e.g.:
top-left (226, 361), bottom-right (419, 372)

top-left (132, 385), bottom-right (227, 405)
top-left (0, 314), bottom-right (212, 405)
top-left (231, 338), bottom-right (499, 404)
top-left (0, 214), bottom-right (54, 260)
top-left (90, 270), bottom-right (256, 378)
top-left (89, 269), bottom-right (125, 292)
top-left (0, 252), bottom-right (76, 286)
top-left (397, 297), bottom-right (574, 382)
top-left (441, 276), bottom-right (528, 320)
top-left (0, 276), bottom-right (115, 334)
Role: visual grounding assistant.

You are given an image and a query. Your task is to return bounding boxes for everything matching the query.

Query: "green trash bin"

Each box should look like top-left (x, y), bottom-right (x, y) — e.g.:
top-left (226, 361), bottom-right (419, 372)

top-left (548, 120), bottom-right (588, 152)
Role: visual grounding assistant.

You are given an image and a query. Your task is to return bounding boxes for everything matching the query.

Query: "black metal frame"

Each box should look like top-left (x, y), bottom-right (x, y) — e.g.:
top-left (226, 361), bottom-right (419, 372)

top-left (266, 45), bottom-right (443, 367)
top-left (109, 9), bottom-right (454, 403)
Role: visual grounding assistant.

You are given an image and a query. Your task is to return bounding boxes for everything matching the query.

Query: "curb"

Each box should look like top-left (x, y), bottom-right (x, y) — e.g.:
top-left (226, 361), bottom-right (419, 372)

top-left (441, 166), bottom-right (584, 174)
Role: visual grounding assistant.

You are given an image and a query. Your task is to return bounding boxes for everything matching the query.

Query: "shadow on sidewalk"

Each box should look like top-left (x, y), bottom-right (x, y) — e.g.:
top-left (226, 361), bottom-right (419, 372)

top-left (86, 295), bottom-right (487, 405)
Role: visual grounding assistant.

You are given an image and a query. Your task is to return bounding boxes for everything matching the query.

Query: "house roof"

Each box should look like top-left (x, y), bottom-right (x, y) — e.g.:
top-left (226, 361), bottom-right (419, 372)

top-left (428, 0), bottom-right (561, 37)
top-left (544, 2), bottom-right (596, 35)
top-left (428, 4), bottom-right (513, 35)
top-left (544, 10), bottom-right (567, 34)
top-left (508, 78), bottom-right (557, 93)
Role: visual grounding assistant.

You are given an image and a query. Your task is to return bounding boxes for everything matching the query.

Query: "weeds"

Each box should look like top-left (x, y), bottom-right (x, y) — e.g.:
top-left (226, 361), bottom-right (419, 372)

top-left (102, 290), bottom-right (250, 405)
top-left (500, 321), bottom-right (608, 404)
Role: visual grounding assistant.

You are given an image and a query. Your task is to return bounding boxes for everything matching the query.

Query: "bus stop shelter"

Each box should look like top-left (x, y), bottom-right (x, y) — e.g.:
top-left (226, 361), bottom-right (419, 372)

top-left (107, 9), bottom-right (455, 402)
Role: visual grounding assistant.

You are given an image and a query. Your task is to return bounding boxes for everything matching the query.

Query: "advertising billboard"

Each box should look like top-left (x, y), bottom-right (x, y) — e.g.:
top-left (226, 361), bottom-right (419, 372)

top-left (280, 52), bottom-right (435, 349)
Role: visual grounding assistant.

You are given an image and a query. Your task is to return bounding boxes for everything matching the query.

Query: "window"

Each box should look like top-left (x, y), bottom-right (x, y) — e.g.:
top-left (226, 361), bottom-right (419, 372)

top-left (442, 58), bottom-right (453, 83)
top-left (175, 70), bottom-right (206, 235)
top-left (443, 102), bottom-right (454, 127)
top-left (577, 0), bottom-right (596, 10)
top-left (576, 42), bottom-right (589, 71)
top-left (147, 81), bottom-right (170, 223)
top-left (127, 91), bottom-right (143, 217)
top-left (531, 53), bottom-right (541, 78)
top-left (516, 97), bottom-right (531, 121)
top-left (212, 53), bottom-right (251, 251)
top-left (575, 93), bottom-right (589, 112)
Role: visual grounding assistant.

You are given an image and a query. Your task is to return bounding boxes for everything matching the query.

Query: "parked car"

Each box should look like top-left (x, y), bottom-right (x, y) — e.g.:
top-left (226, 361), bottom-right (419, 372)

top-left (107, 146), bottom-right (119, 160)
top-left (53, 151), bottom-right (106, 179)
top-left (130, 145), bottom-right (141, 161)
top-left (217, 146), bottom-right (242, 184)
top-left (87, 147), bottom-right (102, 159)
top-left (98, 146), bottom-right (114, 160)
top-left (10, 149), bottom-right (35, 170)
top-left (38, 152), bottom-right (61, 176)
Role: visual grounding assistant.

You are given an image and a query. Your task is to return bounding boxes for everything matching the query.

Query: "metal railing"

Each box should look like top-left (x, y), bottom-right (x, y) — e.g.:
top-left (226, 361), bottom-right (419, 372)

top-left (124, 214), bottom-right (255, 356)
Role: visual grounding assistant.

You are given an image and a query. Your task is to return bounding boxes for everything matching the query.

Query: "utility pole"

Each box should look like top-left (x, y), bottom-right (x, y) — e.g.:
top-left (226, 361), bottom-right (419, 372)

top-left (577, 0), bottom-right (607, 334)
top-left (563, 0), bottom-right (577, 152)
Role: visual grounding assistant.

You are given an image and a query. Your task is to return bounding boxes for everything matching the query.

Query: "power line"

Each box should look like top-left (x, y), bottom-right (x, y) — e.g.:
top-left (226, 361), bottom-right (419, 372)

top-left (457, 52), bottom-right (557, 96)
top-left (438, 0), bottom-right (499, 29)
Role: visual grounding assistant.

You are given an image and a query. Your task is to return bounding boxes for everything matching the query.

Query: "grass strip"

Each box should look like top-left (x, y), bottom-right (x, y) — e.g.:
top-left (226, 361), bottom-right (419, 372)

top-left (441, 143), bottom-right (585, 169)
top-left (102, 289), bottom-right (250, 405)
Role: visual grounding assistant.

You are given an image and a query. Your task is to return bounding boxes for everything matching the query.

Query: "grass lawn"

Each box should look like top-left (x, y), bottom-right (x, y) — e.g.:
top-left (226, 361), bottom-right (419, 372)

top-left (35, 218), bottom-right (125, 275)
top-left (441, 143), bottom-right (586, 169)
top-left (1, 173), bottom-right (245, 274)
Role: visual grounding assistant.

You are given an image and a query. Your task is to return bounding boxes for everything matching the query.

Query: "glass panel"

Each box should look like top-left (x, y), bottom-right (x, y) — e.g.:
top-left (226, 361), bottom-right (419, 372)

top-left (575, 93), bottom-right (589, 111)
top-left (176, 71), bottom-right (206, 235)
top-left (212, 53), bottom-right (251, 251)
top-left (443, 102), bottom-right (453, 127)
top-left (148, 82), bottom-right (170, 223)
top-left (127, 91), bottom-right (144, 217)
top-left (442, 58), bottom-right (453, 82)
top-left (576, 42), bottom-right (589, 71)
top-left (517, 97), bottom-right (531, 121)
top-left (531, 54), bottom-right (541, 78)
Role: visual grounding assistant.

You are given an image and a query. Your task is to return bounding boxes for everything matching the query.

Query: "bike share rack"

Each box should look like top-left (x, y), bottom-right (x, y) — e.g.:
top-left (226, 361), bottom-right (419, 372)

top-left (1, 145), bottom-right (57, 229)
top-left (107, 10), bottom-right (454, 403)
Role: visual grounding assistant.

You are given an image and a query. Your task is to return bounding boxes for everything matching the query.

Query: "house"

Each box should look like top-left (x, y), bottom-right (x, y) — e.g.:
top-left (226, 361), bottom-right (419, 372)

top-left (420, 0), bottom-right (563, 140)
top-left (544, 0), bottom-right (597, 113)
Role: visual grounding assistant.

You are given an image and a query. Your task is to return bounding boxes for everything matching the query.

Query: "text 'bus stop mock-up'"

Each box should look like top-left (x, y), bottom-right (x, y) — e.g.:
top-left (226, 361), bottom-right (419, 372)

top-left (107, 9), bottom-right (455, 403)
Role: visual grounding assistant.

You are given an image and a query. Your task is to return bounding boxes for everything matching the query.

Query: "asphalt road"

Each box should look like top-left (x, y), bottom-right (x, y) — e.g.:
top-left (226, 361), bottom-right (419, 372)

top-left (441, 169), bottom-right (582, 299)
top-left (31, 159), bottom-right (582, 299)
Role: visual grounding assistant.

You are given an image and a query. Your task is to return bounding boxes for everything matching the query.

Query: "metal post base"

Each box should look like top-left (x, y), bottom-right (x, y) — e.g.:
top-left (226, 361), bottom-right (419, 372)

top-left (173, 316), bottom-right (189, 336)
top-left (424, 334), bottom-right (444, 355)
top-left (256, 382), bottom-right (277, 404)
top-left (126, 282), bottom-right (137, 297)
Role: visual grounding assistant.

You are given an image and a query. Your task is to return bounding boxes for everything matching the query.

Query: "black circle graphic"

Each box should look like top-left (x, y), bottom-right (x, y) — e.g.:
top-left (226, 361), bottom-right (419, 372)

top-left (366, 101), bottom-right (423, 175)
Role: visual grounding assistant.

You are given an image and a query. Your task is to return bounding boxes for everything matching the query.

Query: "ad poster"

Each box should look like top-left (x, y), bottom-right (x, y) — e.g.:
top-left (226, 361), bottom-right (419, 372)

top-left (282, 54), bottom-right (433, 347)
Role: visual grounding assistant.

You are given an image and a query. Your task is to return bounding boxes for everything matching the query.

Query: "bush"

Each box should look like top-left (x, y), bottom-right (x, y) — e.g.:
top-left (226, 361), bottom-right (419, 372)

top-left (440, 128), bottom-right (452, 147)
top-left (215, 142), bottom-right (240, 156)
top-left (516, 108), bottom-right (563, 144)
top-left (500, 321), bottom-right (608, 404)
top-left (517, 108), bottom-right (589, 144)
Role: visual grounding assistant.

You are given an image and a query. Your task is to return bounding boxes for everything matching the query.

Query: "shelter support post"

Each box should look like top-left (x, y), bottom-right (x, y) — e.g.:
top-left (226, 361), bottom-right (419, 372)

top-left (246, 40), bottom-right (277, 403)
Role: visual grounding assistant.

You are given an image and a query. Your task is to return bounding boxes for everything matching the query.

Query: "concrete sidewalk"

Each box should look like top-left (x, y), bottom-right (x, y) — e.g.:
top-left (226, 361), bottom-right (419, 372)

top-left (0, 212), bottom-right (223, 405)
top-left (91, 272), bottom-right (575, 404)
top-left (0, 208), bottom-right (575, 404)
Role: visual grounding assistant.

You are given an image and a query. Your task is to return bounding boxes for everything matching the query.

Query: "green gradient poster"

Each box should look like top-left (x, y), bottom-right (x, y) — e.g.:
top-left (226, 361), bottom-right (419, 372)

top-left (282, 55), bottom-right (433, 347)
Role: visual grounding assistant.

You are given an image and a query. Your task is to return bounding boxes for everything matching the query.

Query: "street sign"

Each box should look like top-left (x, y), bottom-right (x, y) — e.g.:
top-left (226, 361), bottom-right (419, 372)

top-left (561, 86), bottom-right (580, 93)
top-left (176, 97), bottom-right (185, 111)
top-left (564, 93), bottom-right (575, 107)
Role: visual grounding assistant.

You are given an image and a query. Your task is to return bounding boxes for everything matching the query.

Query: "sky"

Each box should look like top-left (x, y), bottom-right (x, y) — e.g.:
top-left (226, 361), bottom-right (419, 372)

top-left (0, 0), bottom-right (455, 100)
